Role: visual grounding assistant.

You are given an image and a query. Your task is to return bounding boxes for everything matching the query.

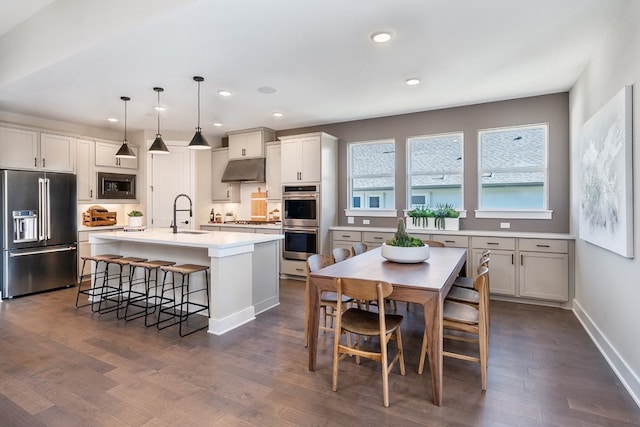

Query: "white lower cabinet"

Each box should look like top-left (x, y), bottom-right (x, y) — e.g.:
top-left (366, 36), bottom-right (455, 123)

top-left (363, 231), bottom-right (394, 249)
top-left (332, 231), bottom-right (361, 251)
top-left (281, 259), bottom-right (307, 277)
top-left (518, 239), bottom-right (569, 301)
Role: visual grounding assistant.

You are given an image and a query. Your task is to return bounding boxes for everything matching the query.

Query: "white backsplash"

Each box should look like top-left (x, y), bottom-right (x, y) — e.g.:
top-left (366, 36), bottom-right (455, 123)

top-left (78, 202), bottom-right (143, 228)
top-left (208, 183), bottom-right (281, 222)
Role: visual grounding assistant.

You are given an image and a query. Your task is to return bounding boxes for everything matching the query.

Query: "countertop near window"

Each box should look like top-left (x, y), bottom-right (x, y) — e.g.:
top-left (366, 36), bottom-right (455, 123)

top-left (330, 225), bottom-right (574, 240)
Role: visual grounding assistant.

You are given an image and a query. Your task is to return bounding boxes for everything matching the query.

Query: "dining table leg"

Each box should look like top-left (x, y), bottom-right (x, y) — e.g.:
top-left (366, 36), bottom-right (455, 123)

top-left (308, 277), bottom-right (322, 371)
top-left (423, 293), bottom-right (444, 406)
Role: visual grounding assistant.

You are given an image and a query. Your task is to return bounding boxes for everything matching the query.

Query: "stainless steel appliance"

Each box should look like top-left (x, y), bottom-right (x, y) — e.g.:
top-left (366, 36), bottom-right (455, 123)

top-left (97, 172), bottom-right (136, 199)
top-left (282, 227), bottom-right (318, 261)
top-left (282, 185), bottom-right (319, 227)
top-left (1, 170), bottom-right (77, 298)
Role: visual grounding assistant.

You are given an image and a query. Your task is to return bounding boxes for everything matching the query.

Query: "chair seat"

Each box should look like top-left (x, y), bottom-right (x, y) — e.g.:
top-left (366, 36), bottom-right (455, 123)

top-left (443, 300), bottom-right (479, 325)
top-left (341, 308), bottom-right (403, 336)
top-left (321, 291), bottom-right (353, 304)
top-left (453, 276), bottom-right (474, 289)
top-left (82, 254), bottom-right (123, 262)
top-left (446, 286), bottom-right (480, 304)
top-left (110, 256), bottom-right (148, 265)
top-left (161, 263), bottom-right (209, 274)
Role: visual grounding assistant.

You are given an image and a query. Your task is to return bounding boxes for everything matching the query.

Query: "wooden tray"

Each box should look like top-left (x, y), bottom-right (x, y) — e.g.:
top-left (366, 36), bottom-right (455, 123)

top-left (251, 188), bottom-right (267, 221)
top-left (82, 208), bottom-right (117, 226)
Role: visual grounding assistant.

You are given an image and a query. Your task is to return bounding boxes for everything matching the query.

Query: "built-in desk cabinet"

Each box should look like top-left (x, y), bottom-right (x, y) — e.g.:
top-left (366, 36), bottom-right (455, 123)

top-left (331, 228), bottom-right (571, 305)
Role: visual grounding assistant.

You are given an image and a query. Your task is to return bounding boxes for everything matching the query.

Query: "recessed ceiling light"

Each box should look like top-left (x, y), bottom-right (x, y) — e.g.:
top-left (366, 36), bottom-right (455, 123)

top-left (405, 78), bottom-right (421, 86)
top-left (371, 31), bottom-right (392, 43)
top-left (153, 106), bottom-right (167, 111)
top-left (272, 112), bottom-right (284, 118)
top-left (258, 86), bottom-right (277, 94)
top-left (213, 122), bottom-right (223, 127)
top-left (218, 90), bottom-right (232, 97)
top-left (107, 117), bottom-right (118, 122)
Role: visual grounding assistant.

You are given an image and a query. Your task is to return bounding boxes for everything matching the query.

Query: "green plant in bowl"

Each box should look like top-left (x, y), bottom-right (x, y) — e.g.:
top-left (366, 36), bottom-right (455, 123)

top-left (386, 218), bottom-right (424, 247)
top-left (127, 210), bottom-right (143, 217)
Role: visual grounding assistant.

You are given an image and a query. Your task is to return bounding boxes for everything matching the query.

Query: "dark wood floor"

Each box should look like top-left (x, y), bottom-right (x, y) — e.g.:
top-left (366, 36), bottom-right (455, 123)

top-left (1, 279), bottom-right (639, 427)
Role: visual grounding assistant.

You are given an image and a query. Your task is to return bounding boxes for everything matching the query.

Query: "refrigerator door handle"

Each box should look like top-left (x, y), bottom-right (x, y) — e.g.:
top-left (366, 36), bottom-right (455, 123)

top-left (38, 177), bottom-right (45, 241)
top-left (44, 178), bottom-right (51, 240)
top-left (9, 246), bottom-right (76, 257)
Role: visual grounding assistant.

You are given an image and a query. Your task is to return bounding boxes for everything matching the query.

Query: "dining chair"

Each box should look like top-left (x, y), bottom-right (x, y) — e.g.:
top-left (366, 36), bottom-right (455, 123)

top-left (418, 266), bottom-right (490, 390)
top-left (351, 242), bottom-right (368, 256)
top-left (304, 254), bottom-right (354, 347)
top-left (447, 253), bottom-right (491, 327)
top-left (332, 247), bottom-right (352, 263)
top-left (332, 277), bottom-right (406, 407)
top-left (453, 250), bottom-right (490, 289)
top-left (421, 239), bottom-right (445, 248)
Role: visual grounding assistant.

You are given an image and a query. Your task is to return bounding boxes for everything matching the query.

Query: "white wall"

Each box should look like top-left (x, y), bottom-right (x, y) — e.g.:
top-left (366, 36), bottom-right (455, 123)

top-left (569, 0), bottom-right (640, 405)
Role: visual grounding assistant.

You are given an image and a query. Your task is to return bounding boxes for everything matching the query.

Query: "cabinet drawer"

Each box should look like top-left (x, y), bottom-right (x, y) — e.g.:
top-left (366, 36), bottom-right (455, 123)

top-left (432, 234), bottom-right (468, 248)
top-left (363, 231), bottom-right (393, 244)
top-left (519, 238), bottom-right (568, 253)
top-left (332, 231), bottom-right (362, 242)
top-left (281, 259), bottom-right (307, 276)
top-left (471, 236), bottom-right (516, 251)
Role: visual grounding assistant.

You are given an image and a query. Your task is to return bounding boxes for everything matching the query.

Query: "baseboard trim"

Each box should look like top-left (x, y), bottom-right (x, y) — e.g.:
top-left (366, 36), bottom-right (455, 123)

top-left (573, 299), bottom-right (640, 408)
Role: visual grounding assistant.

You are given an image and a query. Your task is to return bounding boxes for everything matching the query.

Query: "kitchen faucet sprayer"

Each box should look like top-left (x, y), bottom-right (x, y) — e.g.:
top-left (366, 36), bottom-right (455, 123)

top-left (173, 193), bottom-right (193, 234)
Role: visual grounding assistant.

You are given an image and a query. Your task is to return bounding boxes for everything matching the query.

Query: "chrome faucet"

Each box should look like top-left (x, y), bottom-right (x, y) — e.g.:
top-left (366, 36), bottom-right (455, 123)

top-left (172, 193), bottom-right (193, 234)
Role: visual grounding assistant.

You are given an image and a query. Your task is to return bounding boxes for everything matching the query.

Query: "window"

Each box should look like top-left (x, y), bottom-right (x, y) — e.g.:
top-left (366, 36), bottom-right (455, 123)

top-left (477, 123), bottom-right (551, 219)
top-left (346, 139), bottom-right (396, 216)
top-left (407, 132), bottom-right (463, 210)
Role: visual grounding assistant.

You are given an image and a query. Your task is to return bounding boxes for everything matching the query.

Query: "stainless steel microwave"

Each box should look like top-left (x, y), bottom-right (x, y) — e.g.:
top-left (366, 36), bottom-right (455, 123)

top-left (97, 172), bottom-right (136, 199)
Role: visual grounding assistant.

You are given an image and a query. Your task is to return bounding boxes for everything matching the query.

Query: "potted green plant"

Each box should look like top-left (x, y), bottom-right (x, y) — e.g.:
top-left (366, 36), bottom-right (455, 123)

top-left (381, 218), bottom-right (430, 263)
top-left (406, 203), bottom-right (459, 231)
top-left (127, 210), bottom-right (143, 227)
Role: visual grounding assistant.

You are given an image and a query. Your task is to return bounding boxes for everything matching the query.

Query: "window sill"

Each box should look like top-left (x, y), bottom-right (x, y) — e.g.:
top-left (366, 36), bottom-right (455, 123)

top-left (344, 209), bottom-right (398, 218)
top-left (474, 209), bottom-right (552, 220)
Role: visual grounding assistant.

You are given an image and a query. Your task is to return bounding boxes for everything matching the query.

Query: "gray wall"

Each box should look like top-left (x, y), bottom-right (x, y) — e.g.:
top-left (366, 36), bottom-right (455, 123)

top-left (278, 92), bottom-right (570, 233)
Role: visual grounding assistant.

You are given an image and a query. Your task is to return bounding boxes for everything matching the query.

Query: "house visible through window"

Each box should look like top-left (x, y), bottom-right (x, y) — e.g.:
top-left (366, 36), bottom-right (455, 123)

top-left (477, 123), bottom-right (549, 214)
top-left (347, 139), bottom-right (395, 211)
top-left (407, 132), bottom-right (463, 210)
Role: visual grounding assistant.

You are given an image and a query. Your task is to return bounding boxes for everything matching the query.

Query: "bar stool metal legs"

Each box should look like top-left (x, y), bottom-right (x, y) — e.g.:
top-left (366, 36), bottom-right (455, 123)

top-left (157, 264), bottom-right (211, 336)
top-left (123, 260), bottom-right (176, 325)
top-left (96, 256), bottom-right (148, 317)
top-left (76, 254), bottom-right (123, 311)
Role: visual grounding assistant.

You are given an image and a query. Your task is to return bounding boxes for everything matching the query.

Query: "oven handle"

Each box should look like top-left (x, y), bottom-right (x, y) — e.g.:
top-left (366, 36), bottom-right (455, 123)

top-left (282, 193), bottom-right (318, 200)
top-left (283, 227), bottom-right (318, 234)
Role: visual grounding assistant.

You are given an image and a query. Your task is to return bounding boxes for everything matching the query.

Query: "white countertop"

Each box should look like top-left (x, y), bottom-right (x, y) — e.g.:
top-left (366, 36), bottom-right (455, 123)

top-left (200, 222), bottom-right (282, 230)
top-left (330, 225), bottom-right (575, 240)
top-left (89, 228), bottom-right (283, 249)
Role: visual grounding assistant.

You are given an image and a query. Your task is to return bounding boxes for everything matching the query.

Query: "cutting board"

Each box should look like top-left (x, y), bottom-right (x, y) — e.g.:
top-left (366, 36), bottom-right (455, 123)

top-left (251, 188), bottom-right (267, 221)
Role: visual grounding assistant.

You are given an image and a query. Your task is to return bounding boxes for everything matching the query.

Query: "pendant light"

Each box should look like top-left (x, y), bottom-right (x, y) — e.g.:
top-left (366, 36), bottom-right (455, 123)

top-left (115, 96), bottom-right (136, 158)
top-left (148, 87), bottom-right (169, 154)
top-left (188, 76), bottom-right (211, 150)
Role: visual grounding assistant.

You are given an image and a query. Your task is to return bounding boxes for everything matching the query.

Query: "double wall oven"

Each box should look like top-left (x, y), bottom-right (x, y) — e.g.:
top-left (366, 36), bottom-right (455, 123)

top-left (282, 185), bottom-right (319, 260)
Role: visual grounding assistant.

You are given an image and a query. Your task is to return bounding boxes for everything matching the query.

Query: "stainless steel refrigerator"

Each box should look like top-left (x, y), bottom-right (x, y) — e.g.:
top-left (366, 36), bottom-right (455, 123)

top-left (1, 170), bottom-right (77, 298)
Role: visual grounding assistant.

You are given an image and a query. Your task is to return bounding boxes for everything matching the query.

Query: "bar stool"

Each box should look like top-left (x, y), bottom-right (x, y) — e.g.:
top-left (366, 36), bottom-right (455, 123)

top-left (157, 263), bottom-right (210, 337)
top-left (76, 254), bottom-right (123, 310)
top-left (123, 259), bottom-right (176, 326)
top-left (96, 256), bottom-right (148, 317)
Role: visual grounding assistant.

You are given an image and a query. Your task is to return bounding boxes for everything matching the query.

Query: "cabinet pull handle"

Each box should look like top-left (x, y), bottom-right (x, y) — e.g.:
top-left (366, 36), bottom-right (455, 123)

top-left (511, 254), bottom-right (514, 264)
top-left (341, 235), bottom-right (350, 238)
top-left (445, 240), bottom-right (455, 243)
top-left (226, 190), bottom-right (230, 198)
top-left (374, 237), bottom-right (383, 240)
top-left (487, 242), bottom-right (499, 245)
top-left (34, 157), bottom-right (37, 167)
top-left (42, 158), bottom-right (46, 168)
top-left (536, 244), bottom-right (550, 248)
top-left (521, 254), bottom-right (523, 265)
top-left (295, 268), bottom-right (304, 272)
top-left (90, 189), bottom-right (93, 197)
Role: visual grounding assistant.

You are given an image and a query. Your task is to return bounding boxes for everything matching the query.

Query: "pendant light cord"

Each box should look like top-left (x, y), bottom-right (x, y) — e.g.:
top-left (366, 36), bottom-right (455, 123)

top-left (157, 90), bottom-right (161, 135)
top-left (124, 98), bottom-right (128, 142)
top-left (197, 79), bottom-right (201, 131)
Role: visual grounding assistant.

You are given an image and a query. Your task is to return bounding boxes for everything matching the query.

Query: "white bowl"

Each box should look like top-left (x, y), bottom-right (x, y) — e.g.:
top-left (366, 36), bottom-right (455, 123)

top-left (381, 242), bottom-right (430, 263)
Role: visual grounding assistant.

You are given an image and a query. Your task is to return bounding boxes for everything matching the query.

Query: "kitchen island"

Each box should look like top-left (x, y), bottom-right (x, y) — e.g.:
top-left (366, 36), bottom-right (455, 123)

top-left (88, 228), bottom-right (283, 335)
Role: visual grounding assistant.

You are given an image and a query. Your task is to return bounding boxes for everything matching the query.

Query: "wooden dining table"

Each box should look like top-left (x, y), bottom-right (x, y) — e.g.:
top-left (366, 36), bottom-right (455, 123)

top-left (307, 246), bottom-right (467, 406)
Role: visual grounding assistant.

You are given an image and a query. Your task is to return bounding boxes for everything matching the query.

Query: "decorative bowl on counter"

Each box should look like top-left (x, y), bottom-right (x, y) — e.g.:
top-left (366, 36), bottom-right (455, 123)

top-left (381, 242), bottom-right (430, 263)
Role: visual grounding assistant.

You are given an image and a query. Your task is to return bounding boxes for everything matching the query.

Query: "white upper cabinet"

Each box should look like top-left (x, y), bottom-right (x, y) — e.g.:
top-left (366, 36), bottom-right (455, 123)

top-left (95, 141), bottom-right (138, 169)
top-left (211, 148), bottom-right (240, 202)
top-left (227, 127), bottom-right (275, 160)
top-left (76, 139), bottom-right (95, 201)
top-left (0, 127), bottom-right (39, 170)
top-left (40, 133), bottom-right (75, 172)
top-left (0, 127), bottom-right (74, 172)
top-left (265, 142), bottom-right (281, 201)
top-left (280, 135), bottom-right (322, 184)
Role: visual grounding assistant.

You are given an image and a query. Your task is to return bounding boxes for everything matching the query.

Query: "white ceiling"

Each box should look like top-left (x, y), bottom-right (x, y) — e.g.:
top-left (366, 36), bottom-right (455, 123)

top-left (0, 0), bottom-right (624, 141)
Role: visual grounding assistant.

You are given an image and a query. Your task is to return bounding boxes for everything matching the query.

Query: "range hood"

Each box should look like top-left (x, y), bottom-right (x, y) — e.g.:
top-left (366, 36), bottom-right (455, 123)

top-left (221, 158), bottom-right (266, 182)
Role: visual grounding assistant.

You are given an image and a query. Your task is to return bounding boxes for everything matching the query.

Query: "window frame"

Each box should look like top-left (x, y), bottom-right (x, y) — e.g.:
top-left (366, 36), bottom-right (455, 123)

top-left (406, 131), bottom-right (466, 218)
top-left (345, 139), bottom-right (397, 217)
top-left (475, 123), bottom-right (552, 219)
